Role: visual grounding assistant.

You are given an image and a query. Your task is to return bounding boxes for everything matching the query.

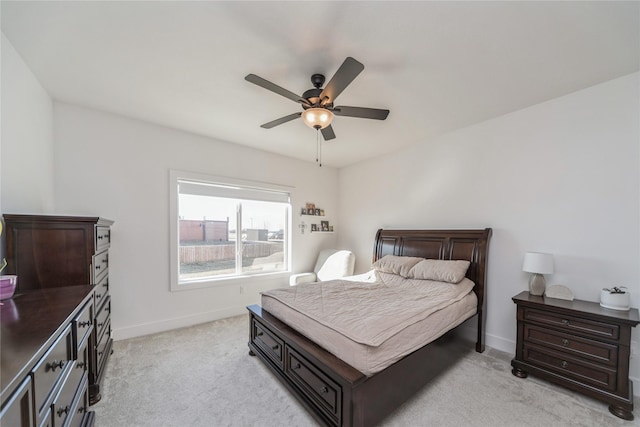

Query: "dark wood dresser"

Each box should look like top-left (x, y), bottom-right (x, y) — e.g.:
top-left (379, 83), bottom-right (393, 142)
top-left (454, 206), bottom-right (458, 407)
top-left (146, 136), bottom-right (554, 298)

top-left (511, 291), bottom-right (640, 420)
top-left (0, 286), bottom-right (95, 427)
top-left (4, 214), bottom-right (114, 405)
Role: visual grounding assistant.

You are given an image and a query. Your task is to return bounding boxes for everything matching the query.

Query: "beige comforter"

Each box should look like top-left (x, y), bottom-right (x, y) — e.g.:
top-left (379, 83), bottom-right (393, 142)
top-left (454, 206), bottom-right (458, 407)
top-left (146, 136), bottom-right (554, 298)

top-left (261, 275), bottom-right (475, 347)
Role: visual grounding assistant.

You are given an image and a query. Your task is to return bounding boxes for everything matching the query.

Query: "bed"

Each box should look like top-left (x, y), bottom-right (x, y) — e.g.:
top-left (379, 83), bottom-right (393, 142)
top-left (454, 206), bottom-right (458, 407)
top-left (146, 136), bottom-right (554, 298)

top-left (247, 228), bottom-right (492, 426)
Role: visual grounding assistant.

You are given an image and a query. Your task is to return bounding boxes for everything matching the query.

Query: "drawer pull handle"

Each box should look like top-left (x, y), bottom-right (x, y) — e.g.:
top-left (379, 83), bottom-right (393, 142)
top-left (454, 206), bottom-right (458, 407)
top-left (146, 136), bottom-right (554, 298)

top-left (77, 361), bottom-right (87, 369)
top-left (95, 265), bottom-right (101, 270)
top-left (78, 406), bottom-right (86, 414)
top-left (257, 331), bottom-right (264, 337)
top-left (47, 360), bottom-right (65, 372)
top-left (96, 293), bottom-right (102, 299)
top-left (271, 344), bottom-right (279, 350)
top-left (79, 320), bottom-right (92, 327)
top-left (321, 386), bottom-right (329, 394)
top-left (561, 319), bottom-right (569, 325)
top-left (57, 405), bottom-right (70, 417)
top-left (561, 361), bottom-right (569, 369)
top-left (98, 351), bottom-right (105, 356)
top-left (98, 322), bottom-right (105, 328)
top-left (293, 363), bottom-right (301, 370)
top-left (562, 339), bottom-right (569, 346)
top-left (103, 282), bottom-right (109, 288)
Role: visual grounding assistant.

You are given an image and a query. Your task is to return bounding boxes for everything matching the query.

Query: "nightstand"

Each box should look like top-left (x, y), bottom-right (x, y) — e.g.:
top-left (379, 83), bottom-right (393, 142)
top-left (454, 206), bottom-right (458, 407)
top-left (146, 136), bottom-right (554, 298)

top-left (511, 291), bottom-right (640, 420)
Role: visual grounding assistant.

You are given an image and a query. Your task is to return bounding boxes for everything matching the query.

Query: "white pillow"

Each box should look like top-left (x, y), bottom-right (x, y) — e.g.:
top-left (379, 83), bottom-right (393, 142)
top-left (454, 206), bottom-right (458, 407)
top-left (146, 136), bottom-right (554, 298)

top-left (408, 259), bottom-right (470, 284)
top-left (372, 255), bottom-right (423, 278)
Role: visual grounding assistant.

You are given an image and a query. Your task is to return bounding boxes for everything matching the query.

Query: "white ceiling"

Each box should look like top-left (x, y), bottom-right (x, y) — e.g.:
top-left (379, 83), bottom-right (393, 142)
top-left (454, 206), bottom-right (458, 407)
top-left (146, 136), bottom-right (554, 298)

top-left (2, 1), bottom-right (638, 168)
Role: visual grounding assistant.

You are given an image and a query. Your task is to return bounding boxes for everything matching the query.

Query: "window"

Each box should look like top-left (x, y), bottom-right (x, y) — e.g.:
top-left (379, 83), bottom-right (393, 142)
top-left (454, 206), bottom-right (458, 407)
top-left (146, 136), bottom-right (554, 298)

top-left (170, 170), bottom-right (291, 290)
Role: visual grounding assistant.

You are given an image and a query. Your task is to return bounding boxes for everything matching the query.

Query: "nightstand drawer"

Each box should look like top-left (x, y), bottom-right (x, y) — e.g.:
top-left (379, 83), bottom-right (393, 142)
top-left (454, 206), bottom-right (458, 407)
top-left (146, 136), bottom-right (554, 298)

top-left (524, 308), bottom-right (619, 340)
top-left (523, 343), bottom-right (617, 391)
top-left (524, 324), bottom-right (618, 367)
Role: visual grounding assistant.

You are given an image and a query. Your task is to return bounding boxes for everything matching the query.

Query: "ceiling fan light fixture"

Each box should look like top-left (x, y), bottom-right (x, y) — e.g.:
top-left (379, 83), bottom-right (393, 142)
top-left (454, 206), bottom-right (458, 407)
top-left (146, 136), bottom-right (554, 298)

top-left (301, 107), bottom-right (334, 129)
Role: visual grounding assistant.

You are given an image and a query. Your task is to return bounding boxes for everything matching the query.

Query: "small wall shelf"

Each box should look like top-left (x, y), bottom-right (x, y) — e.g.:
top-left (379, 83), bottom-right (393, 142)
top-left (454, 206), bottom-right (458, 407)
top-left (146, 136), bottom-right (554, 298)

top-left (300, 203), bottom-right (333, 233)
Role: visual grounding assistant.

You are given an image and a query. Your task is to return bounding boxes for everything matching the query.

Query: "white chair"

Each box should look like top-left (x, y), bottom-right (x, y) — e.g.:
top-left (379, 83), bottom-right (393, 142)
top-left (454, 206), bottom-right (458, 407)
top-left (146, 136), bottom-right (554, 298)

top-left (289, 249), bottom-right (355, 286)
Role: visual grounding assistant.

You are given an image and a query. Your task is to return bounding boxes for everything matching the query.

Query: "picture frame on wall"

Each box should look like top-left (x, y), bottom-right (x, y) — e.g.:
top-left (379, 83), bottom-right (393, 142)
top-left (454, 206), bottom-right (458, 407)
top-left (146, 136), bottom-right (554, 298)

top-left (311, 224), bottom-right (318, 231)
top-left (321, 221), bottom-right (329, 231)
top-left (301, 208), bottom-right (307, 215)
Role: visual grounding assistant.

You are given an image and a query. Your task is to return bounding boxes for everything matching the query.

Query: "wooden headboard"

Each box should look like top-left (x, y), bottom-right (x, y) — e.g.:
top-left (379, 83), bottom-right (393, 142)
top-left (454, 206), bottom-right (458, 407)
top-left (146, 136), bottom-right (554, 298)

top-left (373, 228), bottom-right (492, 352)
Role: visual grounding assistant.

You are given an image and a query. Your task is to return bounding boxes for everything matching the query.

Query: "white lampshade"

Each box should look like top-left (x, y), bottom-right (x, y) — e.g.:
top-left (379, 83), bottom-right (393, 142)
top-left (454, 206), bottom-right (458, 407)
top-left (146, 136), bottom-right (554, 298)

top-left (301, 107), bottom-right (334, 129)
top-left (522, 252), bottom-right (554, 274)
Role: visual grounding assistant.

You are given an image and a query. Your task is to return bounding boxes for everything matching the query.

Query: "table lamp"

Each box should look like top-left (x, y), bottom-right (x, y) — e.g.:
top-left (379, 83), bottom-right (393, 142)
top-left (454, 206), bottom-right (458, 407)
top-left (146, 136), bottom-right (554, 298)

top-left (523, 252), bottom-right (554, 296)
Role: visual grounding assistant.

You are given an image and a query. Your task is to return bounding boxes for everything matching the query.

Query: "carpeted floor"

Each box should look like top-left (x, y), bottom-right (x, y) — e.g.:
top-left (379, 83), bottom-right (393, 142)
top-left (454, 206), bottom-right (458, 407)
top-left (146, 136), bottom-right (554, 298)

top-left (92, 314), bottom-right (640, 427)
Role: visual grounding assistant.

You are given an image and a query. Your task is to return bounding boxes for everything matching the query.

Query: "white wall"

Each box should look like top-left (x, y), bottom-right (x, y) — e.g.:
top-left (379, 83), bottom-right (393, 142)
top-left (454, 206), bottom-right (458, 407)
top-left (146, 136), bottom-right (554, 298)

top-left (53, 103), bottom-right (339, 339)
top-left (338, 72), bottom-right (640, 379)
top-left (1, 33), bottom-right (54, 214)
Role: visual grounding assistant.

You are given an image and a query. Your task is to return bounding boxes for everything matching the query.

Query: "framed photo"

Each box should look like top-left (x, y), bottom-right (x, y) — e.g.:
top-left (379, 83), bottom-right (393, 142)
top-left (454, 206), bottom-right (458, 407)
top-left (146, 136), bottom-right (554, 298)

top-left (329, 225), bottom-right (334, 232)
top-left (301, 208), bottom-right (307, 215)
top-left (320, 210), bottom-right (325, 216)
top-left (321, 221), bottom-right (329, 232)
top-left (315, 208), bottom-right (321, 216)
top-left (311, 224), bottom-right (318, 231)
top-left (306, 203), bottom-right (315, 212)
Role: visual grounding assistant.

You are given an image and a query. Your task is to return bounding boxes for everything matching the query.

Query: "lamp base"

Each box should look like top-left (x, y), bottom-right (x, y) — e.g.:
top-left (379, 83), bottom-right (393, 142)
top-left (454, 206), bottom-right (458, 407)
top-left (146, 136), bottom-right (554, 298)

top-left (529, 273), bottom-right (546, 296)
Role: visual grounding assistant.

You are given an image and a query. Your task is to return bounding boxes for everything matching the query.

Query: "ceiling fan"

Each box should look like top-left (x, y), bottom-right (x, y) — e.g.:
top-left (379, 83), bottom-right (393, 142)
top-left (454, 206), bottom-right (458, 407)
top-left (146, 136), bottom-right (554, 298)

top-left (245, 57), bottom-right (389, 141)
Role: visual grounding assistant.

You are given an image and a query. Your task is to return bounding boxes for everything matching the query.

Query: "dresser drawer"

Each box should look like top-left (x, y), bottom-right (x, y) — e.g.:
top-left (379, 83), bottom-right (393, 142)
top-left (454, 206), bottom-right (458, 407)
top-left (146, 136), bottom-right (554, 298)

top-left (252, 319), bottom-right (284, 369)
top-left (32, 325), bottom-right (73, 418)
top-left (524, 308), bottom-right (619, 341)
top-left (96, 322), bottom-right (112, 375)
top-left (92, 250), bottom-right (109, 283)
top-left (0, 376), bottom-right (33, 427)
top-left (51, 365), bottom-right (85, 427)
top-left (67, 377), bottom-right (90, 427)
top-left (285, 347), bottom-right (341, 425)
top-left (524, 324), bottom-right (618, 367)
top-left (74, 301), bottom-right (93, 352)
top-left (95, 297), bottom-right (111, 342)
top-left (95, 226), bottom-right (111, 252)
top-left (94, 274), bottom-right (109, 308)
top-left (523, 343), bottom-right (617, 391)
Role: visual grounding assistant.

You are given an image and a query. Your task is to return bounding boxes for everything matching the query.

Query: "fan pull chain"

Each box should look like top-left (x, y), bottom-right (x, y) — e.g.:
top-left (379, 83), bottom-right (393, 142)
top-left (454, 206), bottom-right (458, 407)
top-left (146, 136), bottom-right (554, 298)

top-left (315, 129), bottom-right (322, 167)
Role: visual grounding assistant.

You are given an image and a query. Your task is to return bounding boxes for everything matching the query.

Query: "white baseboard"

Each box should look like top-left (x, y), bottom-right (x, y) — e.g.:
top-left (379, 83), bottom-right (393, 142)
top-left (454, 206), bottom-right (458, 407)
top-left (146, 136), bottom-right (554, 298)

top-left (112, 306), bottom-right (248, 341)
top-left (113, 309), bottom-right (640, 397)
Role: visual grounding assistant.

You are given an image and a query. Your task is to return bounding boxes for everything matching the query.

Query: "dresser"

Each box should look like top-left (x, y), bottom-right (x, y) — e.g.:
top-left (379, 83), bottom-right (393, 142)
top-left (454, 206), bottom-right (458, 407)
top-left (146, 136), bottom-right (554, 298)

top-left (0, 286), bottom-right (96, 427)
top-left (511, 291), bottom-right (640, 420)
top-left (4, 214), bottom-right (114, 405)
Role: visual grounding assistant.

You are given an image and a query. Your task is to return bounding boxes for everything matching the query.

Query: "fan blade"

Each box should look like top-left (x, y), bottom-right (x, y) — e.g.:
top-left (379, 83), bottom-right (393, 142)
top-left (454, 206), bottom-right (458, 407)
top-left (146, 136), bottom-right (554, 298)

top-left (319, 57), bottom-right (364, 104)
top-left (321, 125), bottom-right (336, 141)
top-left (333, 106), bottom-right (389, 120)
top-left (260, 112), bottom-right (301, 129)
top-left (245, 74), bottom-right (310, 106)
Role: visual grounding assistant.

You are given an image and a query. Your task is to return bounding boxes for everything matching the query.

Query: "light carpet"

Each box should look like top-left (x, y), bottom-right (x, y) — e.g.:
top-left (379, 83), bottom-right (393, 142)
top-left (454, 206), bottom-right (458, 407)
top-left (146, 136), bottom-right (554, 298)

top-left (92, 314), bottom-right (640, 426)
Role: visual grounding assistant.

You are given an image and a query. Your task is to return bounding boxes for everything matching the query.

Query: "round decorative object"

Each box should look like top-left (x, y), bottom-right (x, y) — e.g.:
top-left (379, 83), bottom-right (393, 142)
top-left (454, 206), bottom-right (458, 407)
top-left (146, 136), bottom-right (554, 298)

top-left (0, 275), bottom-right (17, 300)
top-left (600, 287), bottom-right (630, 311)
top-left (544, 285), bottom-right (574, 301)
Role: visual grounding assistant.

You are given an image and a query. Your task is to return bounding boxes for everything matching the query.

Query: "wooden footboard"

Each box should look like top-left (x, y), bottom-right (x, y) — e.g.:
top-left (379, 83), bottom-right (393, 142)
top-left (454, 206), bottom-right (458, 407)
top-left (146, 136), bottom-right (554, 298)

top-left (248, 304), bottom-right (475, 426)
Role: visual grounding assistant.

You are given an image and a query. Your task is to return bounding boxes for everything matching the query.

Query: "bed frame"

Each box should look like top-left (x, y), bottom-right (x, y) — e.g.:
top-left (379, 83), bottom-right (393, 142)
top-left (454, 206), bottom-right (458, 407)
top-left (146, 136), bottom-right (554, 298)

top-left (247, 228), bottom-right (492, 426)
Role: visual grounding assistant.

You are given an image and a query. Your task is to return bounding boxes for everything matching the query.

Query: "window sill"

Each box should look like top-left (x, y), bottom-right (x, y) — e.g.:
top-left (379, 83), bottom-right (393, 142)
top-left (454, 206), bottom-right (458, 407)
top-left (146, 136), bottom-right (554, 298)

top-left (171, 270), bottom-right (290, 292)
